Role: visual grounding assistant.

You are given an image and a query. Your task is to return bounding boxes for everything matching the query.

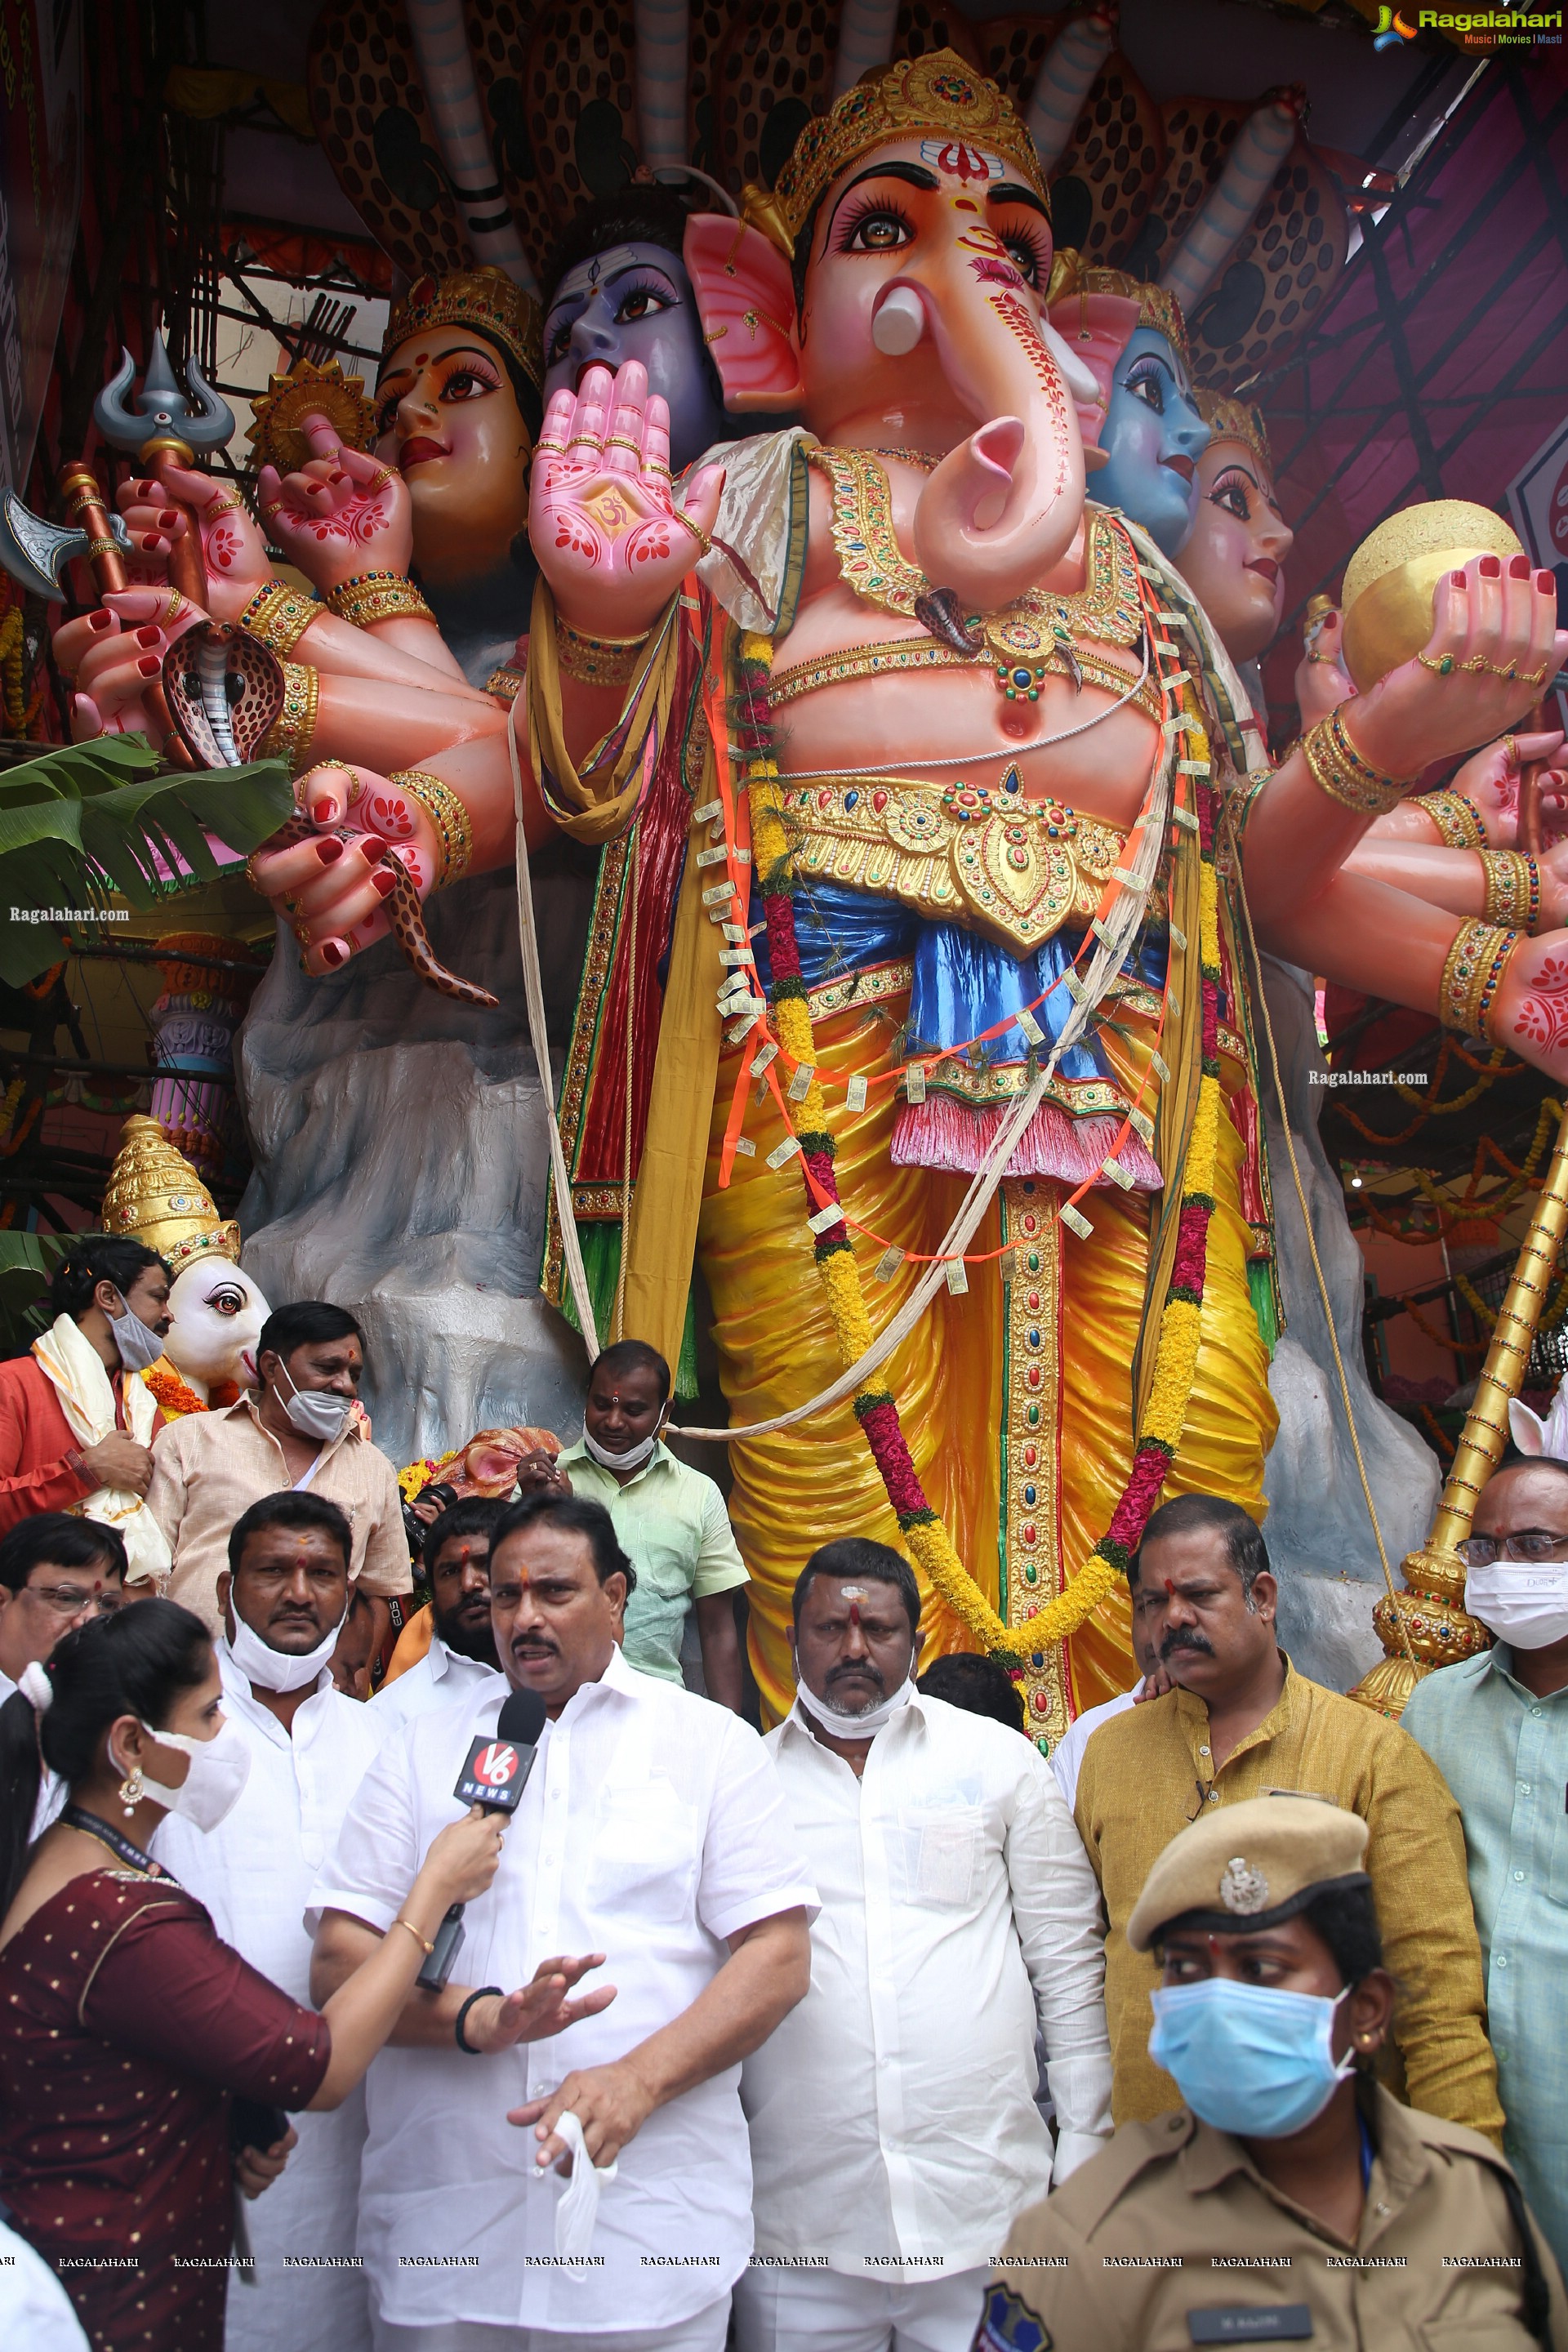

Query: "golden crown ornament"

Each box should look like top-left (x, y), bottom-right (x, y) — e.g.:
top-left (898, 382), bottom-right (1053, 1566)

top-left (246, 357), bottom-right (379, 475)
top-left (766, 48), bottom-right (1049, 253)
top-left (1078, 267), bottom-right (1196, 378)
top-left (100, 1116), bottom-right (241, 1280)
top-left (383, 265), bottom-right (544, 397)
top-left (1197, 390), bottom-right (1275, 482)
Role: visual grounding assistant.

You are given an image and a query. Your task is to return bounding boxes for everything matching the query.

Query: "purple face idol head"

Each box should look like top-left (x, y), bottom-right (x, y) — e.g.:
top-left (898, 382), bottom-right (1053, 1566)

top-left (542, 190), bottom-right (731, 474)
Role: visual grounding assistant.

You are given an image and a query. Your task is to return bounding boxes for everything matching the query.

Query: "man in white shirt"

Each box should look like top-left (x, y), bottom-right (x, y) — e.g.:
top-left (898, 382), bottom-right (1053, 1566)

top-left (152, 1490), bottom-right (385, 2352)
top-left (372, 1499), bottom-right (506, 1728)
top-left (310, 1490), bottom-right (816, 2352)
top-left (1048, 1623), bottom-right (1166, 1813)
top-left (737, 1539), bottom-right (1114, 2352)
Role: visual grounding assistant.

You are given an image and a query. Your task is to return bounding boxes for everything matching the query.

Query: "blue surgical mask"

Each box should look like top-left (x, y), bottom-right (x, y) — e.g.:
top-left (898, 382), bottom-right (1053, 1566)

top-left (1148, 1977), bottom-right (1355, 2138)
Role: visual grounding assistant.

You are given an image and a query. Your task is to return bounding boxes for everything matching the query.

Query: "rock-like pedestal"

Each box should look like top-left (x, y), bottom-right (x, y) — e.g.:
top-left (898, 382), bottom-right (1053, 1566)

top-left (236, 859), bottom-right (594, 1466)
top-left (1258, 959), bottom-right (1440, 1690)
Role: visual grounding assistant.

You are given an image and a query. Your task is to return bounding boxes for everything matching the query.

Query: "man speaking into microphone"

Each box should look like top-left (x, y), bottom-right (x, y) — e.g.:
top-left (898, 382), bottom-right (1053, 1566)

top-left (308, 1491), bottom-right (816, 2352)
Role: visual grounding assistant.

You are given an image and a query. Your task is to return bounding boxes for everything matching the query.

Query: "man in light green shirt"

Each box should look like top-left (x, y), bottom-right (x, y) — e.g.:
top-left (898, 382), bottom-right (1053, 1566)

top-left (558, 1339), bottom-right (748, 1710)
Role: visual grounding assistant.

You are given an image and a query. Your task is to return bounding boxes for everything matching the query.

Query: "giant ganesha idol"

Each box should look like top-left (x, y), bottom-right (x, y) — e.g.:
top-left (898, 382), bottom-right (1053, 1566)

top-left (261, 54), bottom-right (1568, 1738)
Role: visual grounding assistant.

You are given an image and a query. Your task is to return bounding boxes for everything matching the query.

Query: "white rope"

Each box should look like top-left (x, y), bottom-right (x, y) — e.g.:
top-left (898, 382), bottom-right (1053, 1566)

top-left (508, 690), bottom-right (601, 1358)
top-left (669, 715), bottom-right (1176, 1442)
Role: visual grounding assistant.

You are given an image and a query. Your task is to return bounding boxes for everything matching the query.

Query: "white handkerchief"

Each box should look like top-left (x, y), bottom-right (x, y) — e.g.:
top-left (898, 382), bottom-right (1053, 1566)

top-left (551, 2109), bottom-right (618, 2261)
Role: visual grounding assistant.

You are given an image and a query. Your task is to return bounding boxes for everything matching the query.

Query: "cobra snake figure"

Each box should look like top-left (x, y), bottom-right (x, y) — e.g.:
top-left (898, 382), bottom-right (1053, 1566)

top-left (161, 621), bottom-right (498, 1010)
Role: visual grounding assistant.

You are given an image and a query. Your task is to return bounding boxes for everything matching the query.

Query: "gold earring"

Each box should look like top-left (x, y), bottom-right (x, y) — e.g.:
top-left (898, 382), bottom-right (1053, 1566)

top-left (118, 1766), bottom-right (143, 1816)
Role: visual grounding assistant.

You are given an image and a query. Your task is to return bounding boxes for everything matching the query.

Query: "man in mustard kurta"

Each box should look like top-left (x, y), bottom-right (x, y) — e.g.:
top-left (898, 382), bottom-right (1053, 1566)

top-left (1074, 1492), bottom-right (1503, 2142)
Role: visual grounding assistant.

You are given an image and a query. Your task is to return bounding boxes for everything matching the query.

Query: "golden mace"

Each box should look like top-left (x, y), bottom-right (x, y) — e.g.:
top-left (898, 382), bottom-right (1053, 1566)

top-left (1351, 1101), bottom-right (1568, 1718)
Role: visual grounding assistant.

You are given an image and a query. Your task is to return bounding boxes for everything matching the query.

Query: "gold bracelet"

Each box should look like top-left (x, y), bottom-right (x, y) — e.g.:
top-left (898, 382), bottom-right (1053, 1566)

top-left (390, 768), bottom-right (474, 889)
top-left (261, 661), bottom-right (320, 776)
top-left (391, 1916), bottom-right (434, 1958)
top-left (484, 661), bottom-right (527, 705)
top-left (1419, 788), bottom-right (1487, 850)
top-left (1481, 849), bottom-right (1541, 933)
top-left (1301, 708), bottom-right (1406, 817)
top-left (325, 569), bottom-right (434, 629)
top-left (1439, 919), bottom-right (1520, 1040)
top-left (555, 615), bottom-right (651, 688)
top-left (237, 577), bottom-right (322, 658)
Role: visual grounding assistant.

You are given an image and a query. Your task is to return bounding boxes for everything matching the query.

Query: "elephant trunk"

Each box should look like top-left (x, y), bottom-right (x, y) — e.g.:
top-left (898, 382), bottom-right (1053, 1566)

top-left (898, 264), bottom-right (1087, 614)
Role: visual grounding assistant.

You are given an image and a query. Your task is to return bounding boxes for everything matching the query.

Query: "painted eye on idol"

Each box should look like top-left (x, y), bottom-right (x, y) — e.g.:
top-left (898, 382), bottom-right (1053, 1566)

top-left (1211, 470), bottom-right (1253, 521)
top-left (616, 282), bottom-right (676, 326)
top-left (836, 198), bottom-right (913, 255)
top-left (207, 1287), bottom-right (245, 1319)
top-left (1124, 359), bottom-right (1168, 415)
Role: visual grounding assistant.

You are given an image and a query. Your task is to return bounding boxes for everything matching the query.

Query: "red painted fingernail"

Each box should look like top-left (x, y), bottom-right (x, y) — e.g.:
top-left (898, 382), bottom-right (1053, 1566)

top-left (360, 834), bottom-right (388, 861)
top-left (88, 610), bottom-right (113, 632)
top-left (1509, 554), bottom-right (1531, 580)
top-left (316, 839), bottom-right (344, 865)
top-left (136, 655), bottom-right (161, 678)
top-left (137, 479), bottom-right (156, 497)
top-left (322, 942), bottom-right (347, 969)
top-left (1480, 555), bottom-right (1502, 579)
top-left (1450, 571), bottom-right (1467, 589)
top-left (157, 510), bottom-right (178, 529)
top-left (372, 870), bottom-right (397, 899)
top-left (1540, 572), bottom-right (1557, 594)
top-left (135, 626), bottom-right (160, 648)
top-left (145, 534), bottom-right (167, 553)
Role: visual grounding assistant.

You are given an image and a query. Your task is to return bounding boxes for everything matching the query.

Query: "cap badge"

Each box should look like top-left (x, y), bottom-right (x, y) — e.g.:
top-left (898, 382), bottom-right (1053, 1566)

top-left (1219, 1856), bottom-right (1269, 1914)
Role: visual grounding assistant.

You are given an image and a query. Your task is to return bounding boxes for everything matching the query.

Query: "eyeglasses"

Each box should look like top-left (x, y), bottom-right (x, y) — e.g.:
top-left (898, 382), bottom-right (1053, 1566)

top-left (1459, 1530), bottom-right (1568, 1568)
top-left (25, 1582), bottom-right (122, 1618)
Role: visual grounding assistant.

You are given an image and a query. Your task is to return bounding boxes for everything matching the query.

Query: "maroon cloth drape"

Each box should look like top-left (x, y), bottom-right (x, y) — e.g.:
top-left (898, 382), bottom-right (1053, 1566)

top-left (0, 1868), bottom-right (330, 2352)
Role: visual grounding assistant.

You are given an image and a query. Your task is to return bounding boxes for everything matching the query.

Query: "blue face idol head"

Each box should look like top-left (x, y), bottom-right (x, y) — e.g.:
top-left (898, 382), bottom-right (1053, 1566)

top-left (542, 239), bottom-right (728, 474)
top-left (1094, 326), bottom-right (1211, 555)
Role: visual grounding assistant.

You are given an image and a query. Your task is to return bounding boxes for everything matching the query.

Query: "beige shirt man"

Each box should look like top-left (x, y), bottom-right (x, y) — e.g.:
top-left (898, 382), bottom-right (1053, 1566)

top-left (148, 1393), bottom-right (410, 1629)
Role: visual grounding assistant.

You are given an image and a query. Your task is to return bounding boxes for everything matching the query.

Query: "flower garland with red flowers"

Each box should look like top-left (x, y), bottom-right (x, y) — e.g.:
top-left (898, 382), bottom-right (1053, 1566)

top-left (733, 610), bottom-right (1223, 1661)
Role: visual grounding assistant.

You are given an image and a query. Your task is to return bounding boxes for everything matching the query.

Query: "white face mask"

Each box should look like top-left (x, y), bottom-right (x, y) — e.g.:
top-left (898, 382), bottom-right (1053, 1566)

top-left (795, 1673), bottom-right (916, 1738)
top-left (1465, 1561), bottom-right (1568, 1650)
top-left (581, 1420), bottom-right (663, 1473)
top-left (222, 1603), bottom-right (347, 1694)
top-left (124, 1716), bottom-right (252, 1831)
top-left (276, 1362), bottom-right (354, 1443)
top-left (107, 1290), bottom-right (167, 1374)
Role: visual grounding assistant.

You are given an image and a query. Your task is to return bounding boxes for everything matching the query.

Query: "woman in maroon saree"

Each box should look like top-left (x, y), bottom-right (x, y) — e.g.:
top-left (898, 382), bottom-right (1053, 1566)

top-left (0, 1598), bottom-right (505, 2351)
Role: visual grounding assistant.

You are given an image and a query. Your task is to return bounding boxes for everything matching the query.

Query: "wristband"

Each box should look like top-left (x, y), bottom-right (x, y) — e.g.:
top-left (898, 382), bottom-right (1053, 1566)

top-left (455, 1984), bottom-right (503, 2054)
top-left (1420, 789), bottom-right (1487, 851)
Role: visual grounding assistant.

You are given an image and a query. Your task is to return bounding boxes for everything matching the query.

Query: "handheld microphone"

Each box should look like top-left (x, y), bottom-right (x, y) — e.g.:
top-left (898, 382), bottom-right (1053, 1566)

top-left (416, 1686), bottom-right (548, 1993)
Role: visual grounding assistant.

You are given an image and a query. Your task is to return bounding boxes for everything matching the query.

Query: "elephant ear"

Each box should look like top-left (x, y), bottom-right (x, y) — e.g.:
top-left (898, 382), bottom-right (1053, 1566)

top-left (684, 216), bottom-right (803, 412)
top-left (1046, 287), bottom-right (1140, 456)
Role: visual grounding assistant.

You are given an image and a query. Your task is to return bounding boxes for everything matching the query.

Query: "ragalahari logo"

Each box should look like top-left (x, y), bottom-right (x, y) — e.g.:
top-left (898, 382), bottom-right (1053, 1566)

top-left (1373, 4), bottom-right (1419, 44)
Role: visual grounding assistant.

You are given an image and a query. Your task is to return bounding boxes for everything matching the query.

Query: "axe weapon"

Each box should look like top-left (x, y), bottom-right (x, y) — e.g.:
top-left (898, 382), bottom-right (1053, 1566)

top-left (93, 332), bottom-right (236, 605)
top-left (0, 462), bottom-right (190, 764)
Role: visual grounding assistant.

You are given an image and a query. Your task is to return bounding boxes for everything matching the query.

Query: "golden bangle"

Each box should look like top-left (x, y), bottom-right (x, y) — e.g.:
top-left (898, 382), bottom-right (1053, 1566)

top-left (390, 767), bottom-right (474, 889)
top-left (555, 615), bottom-right (652, 688)
top-left (1439, 919), bottom-right (1520, 1040)
top-left (1419, 789), bottom-right (1487, 850)
top-left (325, 568), bottom-right (434, 628)
top-left (484, 661), bottom-right (527, 705)
top-left (237, 577), bottom-right (322, 658)
top-left (261, 661), bottom-right (320, 776)
top-left (1481, 849), bottom-right (1542, 933)
top-left (391, 1916), bottom-right (434, 1958)
top-left (1301, 707), bottom-right (1405, 816)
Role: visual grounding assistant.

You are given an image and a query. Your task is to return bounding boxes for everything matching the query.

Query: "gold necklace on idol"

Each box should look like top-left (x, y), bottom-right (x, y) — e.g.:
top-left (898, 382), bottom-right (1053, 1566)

top-left (811, 445), bottom-right (1143, 702)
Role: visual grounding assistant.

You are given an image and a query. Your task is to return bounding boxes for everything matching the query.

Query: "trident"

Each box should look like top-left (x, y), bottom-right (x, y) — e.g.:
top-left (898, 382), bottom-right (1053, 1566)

top-left (92, 332), bottom-right (235, 605)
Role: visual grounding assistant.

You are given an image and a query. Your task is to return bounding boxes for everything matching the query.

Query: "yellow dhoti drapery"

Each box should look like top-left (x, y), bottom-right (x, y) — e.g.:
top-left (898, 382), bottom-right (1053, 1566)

top-left (697, 979), bottom-right (1276, 1731)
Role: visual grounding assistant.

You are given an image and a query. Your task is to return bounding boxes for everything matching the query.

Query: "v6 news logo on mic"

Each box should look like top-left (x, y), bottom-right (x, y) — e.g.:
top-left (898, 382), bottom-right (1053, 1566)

top-left (457, 1735), bottom-right (528, 1811)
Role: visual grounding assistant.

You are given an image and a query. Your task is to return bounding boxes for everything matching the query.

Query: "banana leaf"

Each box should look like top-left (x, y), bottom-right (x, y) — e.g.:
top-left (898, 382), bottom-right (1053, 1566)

top-left (0, 735), bottom-right (294, 986)
top-left (0, 1231), bottom-right (68, 1356)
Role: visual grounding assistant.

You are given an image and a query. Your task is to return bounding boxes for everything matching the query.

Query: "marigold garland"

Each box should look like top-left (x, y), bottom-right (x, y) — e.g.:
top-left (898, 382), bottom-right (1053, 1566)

top-left (733, 611), bottom-right (1227, 1664)
top-left (143, 1362), bottom-right (209, 1419)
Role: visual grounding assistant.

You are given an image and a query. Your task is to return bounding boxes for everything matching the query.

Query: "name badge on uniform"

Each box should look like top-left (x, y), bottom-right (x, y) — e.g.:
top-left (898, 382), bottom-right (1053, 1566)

top-left (1187, 2308), bottom-right (1313, 2344)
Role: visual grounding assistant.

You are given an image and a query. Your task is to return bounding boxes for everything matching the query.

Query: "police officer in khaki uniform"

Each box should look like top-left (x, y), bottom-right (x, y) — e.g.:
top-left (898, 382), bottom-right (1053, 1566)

top-left (978, 1794), bottom-right (1566, 2350)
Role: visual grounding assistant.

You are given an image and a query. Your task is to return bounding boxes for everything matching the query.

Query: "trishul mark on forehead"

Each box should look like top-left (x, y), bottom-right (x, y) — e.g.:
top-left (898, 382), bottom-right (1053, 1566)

top-left (920, 138), bottom-right (1009, 185)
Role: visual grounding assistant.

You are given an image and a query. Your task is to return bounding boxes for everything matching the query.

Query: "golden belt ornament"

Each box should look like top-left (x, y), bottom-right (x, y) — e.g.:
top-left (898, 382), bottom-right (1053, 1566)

top-left (783, 776), bottom-right (1126, 957)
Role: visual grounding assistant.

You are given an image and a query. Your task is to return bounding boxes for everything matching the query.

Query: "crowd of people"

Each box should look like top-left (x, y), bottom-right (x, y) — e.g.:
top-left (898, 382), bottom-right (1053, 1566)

top-left (0, 1236), bottom-right (1566, 2351)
